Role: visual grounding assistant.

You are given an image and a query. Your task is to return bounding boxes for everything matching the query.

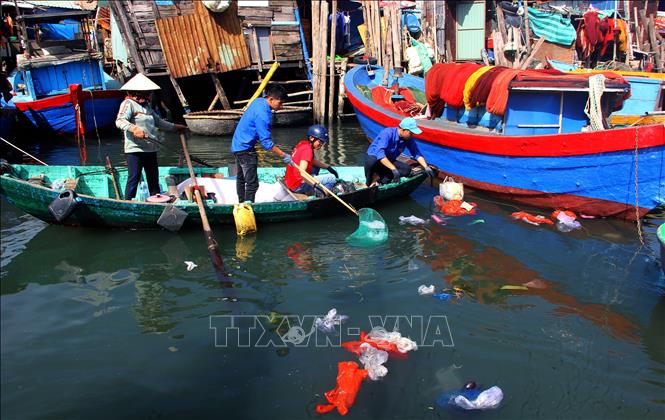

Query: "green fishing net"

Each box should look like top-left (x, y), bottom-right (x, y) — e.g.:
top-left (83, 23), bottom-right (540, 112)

top-left (346, 208), bottom-right (388, 247)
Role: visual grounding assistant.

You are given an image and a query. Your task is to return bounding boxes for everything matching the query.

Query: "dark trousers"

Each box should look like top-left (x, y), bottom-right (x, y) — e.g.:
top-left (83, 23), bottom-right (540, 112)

top-left (235, 150), bottom-right (259, 203)
top-left (364, 154), bottom-right (412, 185)
top-left (125, 152), bottom-right (159, 200)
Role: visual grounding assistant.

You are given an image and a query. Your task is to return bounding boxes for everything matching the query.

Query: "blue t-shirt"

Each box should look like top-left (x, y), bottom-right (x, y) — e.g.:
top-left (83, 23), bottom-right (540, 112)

top-left (231, 97), bottom-right (274, 153)
top-left (367, 127), bottom-right (423, 161)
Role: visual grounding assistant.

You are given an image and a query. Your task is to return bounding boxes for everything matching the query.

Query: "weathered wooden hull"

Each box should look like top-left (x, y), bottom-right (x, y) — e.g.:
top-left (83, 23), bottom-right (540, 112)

top-left (0, 165), bottom-right (425, 229)
top-left (273, 107), bottom-right (312, 127)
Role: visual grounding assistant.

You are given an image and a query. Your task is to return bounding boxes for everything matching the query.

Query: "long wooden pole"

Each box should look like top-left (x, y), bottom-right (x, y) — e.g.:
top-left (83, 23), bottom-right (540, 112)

top-left (242, 61), bottom-right (280, 111)
top-left (291, 163), bottom-right (359, 216)
top-left (328, 0), bottom-right (337, 127)
top-left (179, 133), bottom-right (226, 278)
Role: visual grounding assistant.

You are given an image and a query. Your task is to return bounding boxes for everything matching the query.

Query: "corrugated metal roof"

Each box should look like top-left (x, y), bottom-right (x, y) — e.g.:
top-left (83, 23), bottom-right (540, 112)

top-left (22, 1), bottom-right (96, 10)
top-left (155, 1), bottom-right (251, 77)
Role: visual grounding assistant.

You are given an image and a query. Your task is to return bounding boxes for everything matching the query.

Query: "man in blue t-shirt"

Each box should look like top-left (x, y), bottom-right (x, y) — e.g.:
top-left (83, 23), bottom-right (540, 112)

top-left (231, 85), bottom-right (293, 202)
top-left (364, 117), bottom-right (435, 186)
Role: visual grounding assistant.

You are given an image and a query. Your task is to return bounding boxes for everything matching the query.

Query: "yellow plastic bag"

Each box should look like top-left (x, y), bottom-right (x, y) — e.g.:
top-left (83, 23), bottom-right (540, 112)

top-left (233, 202), bottom-right (257, 236)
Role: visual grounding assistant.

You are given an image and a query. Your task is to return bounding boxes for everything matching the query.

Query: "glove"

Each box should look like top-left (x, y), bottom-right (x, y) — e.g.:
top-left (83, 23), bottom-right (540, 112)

top-left (327, 166), bottom-right (339, 178)
top-left (425, 167), bottom-right (436, 178)
top-left (391, 168), bottom-right (401, 183)
top-left (282, 153), bottom-right (293, 165)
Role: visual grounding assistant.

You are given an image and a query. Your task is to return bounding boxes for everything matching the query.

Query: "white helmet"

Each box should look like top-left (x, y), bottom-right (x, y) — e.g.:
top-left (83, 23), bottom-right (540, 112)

top-left (120, 73), bottom-right (161, 91)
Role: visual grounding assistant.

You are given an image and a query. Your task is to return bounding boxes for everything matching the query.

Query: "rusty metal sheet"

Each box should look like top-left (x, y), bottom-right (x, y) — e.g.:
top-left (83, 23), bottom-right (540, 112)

top-left (155, 1), bottom-right (251, 78)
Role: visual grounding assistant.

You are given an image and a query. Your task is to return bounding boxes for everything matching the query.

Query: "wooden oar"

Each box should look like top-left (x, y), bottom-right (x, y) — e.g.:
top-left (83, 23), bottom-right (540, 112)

top-left (179, 133), bottom-right (227, 279)
top-left (291, 163), bottom-right (359, 216)
top-left (143, 133), bottom-right (215, 168)
top-left (105, 156), bottom-right (121, 199)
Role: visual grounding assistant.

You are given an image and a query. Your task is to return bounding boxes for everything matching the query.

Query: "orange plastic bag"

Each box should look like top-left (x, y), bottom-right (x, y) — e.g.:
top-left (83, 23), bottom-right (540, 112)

top-left (316, 361), bottom-right (368, 416)
top-left (511, 211), bottom-right (554, 225)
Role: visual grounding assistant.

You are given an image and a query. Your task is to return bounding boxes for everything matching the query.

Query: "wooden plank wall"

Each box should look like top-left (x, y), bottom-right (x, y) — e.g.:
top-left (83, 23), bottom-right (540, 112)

top-left (238, 0), bottom-right (304, 63)
top-left (155, 1), bottom-right (251, 78)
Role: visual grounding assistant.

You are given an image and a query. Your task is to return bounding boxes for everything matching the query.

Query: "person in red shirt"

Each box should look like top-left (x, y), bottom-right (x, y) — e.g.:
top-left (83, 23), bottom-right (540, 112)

top-left (285, 124), bottom-right (339, 197)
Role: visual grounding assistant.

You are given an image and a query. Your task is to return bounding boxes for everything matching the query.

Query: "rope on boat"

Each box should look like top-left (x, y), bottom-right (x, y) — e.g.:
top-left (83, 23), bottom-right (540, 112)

top-left (585, 74), bottom-right (606, 131)
top-left (634, 129), bottom-right (644, 245)
top-left (0, 136), bottom-right (49, 166)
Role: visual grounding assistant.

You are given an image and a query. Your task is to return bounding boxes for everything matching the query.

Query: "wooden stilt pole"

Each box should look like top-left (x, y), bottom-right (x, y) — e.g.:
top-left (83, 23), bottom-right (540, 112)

top-left (210, 73), bottom-right (230, 110)
top-left (319, 0), bottom-right (329, 123)
top-left (328, 0), bottom-right (337, 127)
top-left (337, 58), bottom-right (348, 120)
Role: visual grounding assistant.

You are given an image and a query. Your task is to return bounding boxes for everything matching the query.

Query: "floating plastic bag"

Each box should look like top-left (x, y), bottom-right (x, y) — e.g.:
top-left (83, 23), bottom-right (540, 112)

top-left (552, 210), bottom-right (581, 232)
top-left (399, 215), bottom-right (427, 225)
top-left (346, 208), bottom-right (388, 247)
top-left (367, 327), bottom-right (418, 353)
top-left (316, 361), bottom-right (368, 416)
top-left (342, 332), bottom-right (403, 358)
top-left (184, 261), bottom-right (198, 271)
top-left (418, 285), bottom-right (435, 295)
top-left (511, 211), bottom-right (554, 226)
top-left (314, 308), bottom-right (349, 333)
top-left (433, 292), bottom-right (452, 300)
top-left (454, 386), bottom-right (503, 410)
top-left (434, 197), bottom-right (477, 216)
top-left (358, 343), bottom-right (389, 381)
top-left (439, 176), bottom-right (464, 201)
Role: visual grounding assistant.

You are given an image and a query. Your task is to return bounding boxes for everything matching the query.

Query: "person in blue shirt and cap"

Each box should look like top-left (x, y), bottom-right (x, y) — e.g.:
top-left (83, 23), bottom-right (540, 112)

top-left (364, 117), bottom-right (435, 186)
top-left (231, 84), bottom-right (293, 203)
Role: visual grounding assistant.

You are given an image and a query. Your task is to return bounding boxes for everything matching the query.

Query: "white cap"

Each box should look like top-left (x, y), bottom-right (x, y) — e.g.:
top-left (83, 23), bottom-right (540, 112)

top-left (120, 73), bottom-right (161, 91)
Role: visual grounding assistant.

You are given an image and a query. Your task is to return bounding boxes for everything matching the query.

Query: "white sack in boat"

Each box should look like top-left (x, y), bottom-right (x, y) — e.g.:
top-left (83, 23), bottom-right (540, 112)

top-left (176, 178), bottom-right (294, 204)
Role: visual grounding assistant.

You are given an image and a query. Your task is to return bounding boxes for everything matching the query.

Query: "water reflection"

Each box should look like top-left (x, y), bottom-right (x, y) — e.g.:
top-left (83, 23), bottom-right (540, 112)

top-left (418, 221), bottom-right (642, 342)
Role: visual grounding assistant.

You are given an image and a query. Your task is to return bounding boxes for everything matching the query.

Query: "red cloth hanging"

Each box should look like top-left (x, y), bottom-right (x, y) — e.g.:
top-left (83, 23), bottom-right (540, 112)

top-left (425, 63), bottom-right (459, 117)
top-left (442, 63), bottom-right (482, 108)
top-left (468, 66), bottom-right (509, 108)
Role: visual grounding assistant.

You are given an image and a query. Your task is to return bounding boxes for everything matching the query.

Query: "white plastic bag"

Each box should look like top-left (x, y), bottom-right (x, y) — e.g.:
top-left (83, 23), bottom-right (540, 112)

top-left (314, 308), bottom-right (348, 333)
top-left (367, 327), bottom-right (418, 353)
top-left (453, 386), bottom-right (503, 410)
top-left (418, 285), bottom-right (435, 295)
top-left (359, 342), bottom-right (389, 380)
top-left (439, 176), bottom-right (464, 201)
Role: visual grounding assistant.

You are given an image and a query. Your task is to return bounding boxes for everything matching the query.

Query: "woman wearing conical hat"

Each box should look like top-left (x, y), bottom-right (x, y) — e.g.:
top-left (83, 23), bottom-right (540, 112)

top-left (116, 73), bottom-right (187, 200)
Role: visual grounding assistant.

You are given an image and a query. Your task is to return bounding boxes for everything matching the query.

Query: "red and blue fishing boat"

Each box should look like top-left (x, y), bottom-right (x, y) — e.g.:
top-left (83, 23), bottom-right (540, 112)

top-left (344, 65), bottom-right (665, 220)
top-left (11, 10), bottom-right (123, 137)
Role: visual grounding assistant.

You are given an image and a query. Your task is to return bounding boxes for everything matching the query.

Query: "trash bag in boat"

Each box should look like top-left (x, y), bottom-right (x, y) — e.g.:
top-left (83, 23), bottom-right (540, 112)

top-left (331, 180), bottom-right (357, 195)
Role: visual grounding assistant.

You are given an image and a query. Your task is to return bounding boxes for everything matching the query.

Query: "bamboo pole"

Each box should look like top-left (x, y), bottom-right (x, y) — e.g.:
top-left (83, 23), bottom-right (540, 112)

top-left (311, 1), bottom-right (321, 123)
top-left (319, 0), bottom-right (329, 123)
top-left (523, 0), bottom-right (532, 54)
top-left (242, 61), bottom-right (280, 111)
top-left (328, 0), bottom-right (337, 127)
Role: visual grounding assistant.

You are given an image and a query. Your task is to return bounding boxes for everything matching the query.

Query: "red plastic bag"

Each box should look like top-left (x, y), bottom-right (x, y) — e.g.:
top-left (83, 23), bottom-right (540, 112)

top-left (511, 211), bottom-right (554, 225)
top-left (316, 361), bottom-right (368, 416)
top-left (342, 331), bottom-right (405, 358)
top-left (433, 197), bottom-right (477, 216)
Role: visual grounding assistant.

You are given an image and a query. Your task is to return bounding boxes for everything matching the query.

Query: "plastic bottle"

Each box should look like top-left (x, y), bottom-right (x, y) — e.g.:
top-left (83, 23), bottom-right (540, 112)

top-left (138, 181), bottom-right (149, 201)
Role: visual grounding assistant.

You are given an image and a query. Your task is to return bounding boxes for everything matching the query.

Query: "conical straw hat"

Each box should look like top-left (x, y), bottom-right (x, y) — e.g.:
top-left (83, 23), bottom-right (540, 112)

top-left (120, 73), bottom-right (161, 91)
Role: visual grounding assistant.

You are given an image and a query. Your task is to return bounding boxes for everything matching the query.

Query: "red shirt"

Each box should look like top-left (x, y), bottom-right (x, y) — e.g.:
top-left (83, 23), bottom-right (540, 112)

top-left (285, 139), bottom-right (313, 190)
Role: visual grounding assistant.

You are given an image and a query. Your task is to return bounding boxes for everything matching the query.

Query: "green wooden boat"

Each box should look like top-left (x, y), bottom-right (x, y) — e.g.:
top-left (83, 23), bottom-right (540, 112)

top-left (0, 164), bottom-right (426, 229)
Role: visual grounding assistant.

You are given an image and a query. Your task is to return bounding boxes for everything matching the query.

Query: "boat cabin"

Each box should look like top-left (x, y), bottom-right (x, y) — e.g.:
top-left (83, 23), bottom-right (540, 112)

top-left (13, 10), bottom-right (107, 101)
